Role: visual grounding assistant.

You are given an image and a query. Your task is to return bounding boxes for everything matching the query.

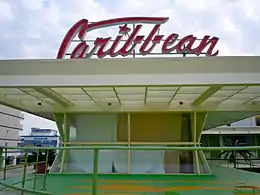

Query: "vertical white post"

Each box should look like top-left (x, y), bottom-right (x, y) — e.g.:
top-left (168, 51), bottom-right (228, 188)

top-left (13, 157), bottom-right (17, 165)
top-left (193, 112), bottom-right (200, 174)
top-left (127, 113), bottom-right (131, 174)
top-left (60, 113), bottom-right (70, 173)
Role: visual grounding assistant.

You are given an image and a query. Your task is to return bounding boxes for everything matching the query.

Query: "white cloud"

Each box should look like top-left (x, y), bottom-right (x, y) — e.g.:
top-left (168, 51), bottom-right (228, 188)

top-left (0, 1), bottom-right (13, 21)
top-left (0, 0), bottom-right (260, 132)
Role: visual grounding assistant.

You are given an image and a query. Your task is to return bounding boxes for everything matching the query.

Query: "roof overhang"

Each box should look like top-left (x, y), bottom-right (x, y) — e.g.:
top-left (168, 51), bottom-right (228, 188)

top-left (203, 126), bottom-right (260, 135)
top-left (0, 56), bottom-right (260, 129)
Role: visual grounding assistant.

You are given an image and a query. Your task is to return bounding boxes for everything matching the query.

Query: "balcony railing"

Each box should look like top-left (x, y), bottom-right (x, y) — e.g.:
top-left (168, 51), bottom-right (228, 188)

top-left (0, 145), bottom-right (260, 195)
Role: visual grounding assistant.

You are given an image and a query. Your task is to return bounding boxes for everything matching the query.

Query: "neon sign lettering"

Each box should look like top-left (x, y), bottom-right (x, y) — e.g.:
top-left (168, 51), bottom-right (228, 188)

top-left (57, 17), bottom-right (219, 59)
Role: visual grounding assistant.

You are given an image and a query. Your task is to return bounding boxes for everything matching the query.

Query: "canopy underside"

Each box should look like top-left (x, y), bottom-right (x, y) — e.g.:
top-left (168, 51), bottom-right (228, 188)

top-left (0, 85), bottom-right (260, 113)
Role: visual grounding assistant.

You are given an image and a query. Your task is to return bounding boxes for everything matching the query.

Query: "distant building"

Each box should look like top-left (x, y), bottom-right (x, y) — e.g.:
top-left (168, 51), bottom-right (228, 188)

top-left (0, 105), bottom-right (24, 166)
top-left (201, 116), bottom-right (260, 163)
top-left (20, 128), bottom-right (60, 148)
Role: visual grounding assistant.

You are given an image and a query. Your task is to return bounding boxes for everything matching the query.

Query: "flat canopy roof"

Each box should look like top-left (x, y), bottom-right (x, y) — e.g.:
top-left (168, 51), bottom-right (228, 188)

top-left (0, 56), bottom-right (260, 129)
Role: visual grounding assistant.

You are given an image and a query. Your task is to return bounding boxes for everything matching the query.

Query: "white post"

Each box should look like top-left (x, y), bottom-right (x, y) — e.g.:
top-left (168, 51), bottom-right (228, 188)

top-left (13, 156), bottom-right (17, 165)
top-left (193, 112), bottom-right (201, 174)
top-left (127, 113), bottom-right (131, 174)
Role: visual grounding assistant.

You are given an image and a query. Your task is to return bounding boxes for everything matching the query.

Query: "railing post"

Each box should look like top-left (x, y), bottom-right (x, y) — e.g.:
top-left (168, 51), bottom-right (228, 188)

top-left (33, 151), bottom-right (40, 190)
top-left (0, 147), bottom-right (3, 172)
top-left (21, 150), bottom-right (28, 195)
top-left (92, 149), bottom-right (99, 195)
top-left (3, 148), bottom-right (7, 180)
top-left (42, 150), bottom-right (49, 190)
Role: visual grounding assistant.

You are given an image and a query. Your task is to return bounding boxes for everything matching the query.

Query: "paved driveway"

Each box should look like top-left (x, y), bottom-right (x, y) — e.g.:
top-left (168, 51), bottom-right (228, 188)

top-left (0, 166), bottom-right (34, 195)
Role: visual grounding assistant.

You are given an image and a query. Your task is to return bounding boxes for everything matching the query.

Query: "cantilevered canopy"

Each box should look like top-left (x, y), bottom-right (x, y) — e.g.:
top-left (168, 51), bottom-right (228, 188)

top-left (0, 85), bottom-right (260, 113)
top-left (0, 56), bottom-right (260, 128)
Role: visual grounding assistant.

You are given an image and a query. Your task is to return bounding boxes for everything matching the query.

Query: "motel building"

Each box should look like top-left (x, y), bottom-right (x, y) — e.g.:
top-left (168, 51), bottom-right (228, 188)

top-left (19, 128), bottom-right (60, 148)
top-left (0, 17), bottom-right (260, 194)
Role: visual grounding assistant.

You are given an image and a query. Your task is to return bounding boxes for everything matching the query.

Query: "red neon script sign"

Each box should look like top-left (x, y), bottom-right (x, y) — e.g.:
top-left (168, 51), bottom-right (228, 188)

top-left (57, 17), bottom-right (219, 59)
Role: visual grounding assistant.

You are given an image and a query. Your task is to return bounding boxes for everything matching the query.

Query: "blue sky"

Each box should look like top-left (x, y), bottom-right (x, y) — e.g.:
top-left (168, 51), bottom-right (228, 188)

top-left (0, 0), bottom-right (260, 134)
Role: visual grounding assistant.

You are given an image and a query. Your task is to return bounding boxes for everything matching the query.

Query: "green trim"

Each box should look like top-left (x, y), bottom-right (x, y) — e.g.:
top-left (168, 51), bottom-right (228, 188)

top-left (92, 149), bottom-right (99, 195)
top-left (4, 145), bottom-right (260, 151)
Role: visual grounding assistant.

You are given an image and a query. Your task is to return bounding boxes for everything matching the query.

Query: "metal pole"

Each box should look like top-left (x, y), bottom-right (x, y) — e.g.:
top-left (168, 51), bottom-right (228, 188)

top-left (0, 148), bottom-right (3, 172)
top-left (127, 113), bottom-right (131, 174)
top-left (92, 149), bottom-right (99, 195)
top-left (21, 150), bottom-right (28, 195)
top-left (3, 148), bottom-right (7, 180)
top-left (33, 152), bottom-right (40, 190)
top-left (42, 150), bottom-right (49, 190)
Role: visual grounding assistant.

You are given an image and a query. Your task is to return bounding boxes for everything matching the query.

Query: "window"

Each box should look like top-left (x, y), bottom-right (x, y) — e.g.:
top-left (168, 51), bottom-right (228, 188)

top-left (256, 116), bottom-right (260, 126)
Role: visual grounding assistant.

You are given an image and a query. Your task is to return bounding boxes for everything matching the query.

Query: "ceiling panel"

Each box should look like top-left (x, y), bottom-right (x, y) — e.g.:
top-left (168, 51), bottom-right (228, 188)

top-left (148, 87), bottom-right (178, 91)
top-left (87, 91), bottom-right (116, 98)
top-left (121, 100), bottom-right (145, 105)
top-left (22, 91), bottom-right (47, 98)
top-left (19, 100), bottom-right (52, 108)
top-left (52, 88), bottom-right (86, 95)
top-left (5, 94), bottom-right (36, 101)
top-left (240, 86), bottom-right (260, 94)
top-left (174, 94), bottom-right (201, 100)
top-left (62, 94), bottom-right (91, 101)
top-left (115, 87), bottom-right (145, 94)
top-left (178, 86), bottom-right (208, 94)
top-left (83, 87), bottom-right (113, 91)
top-left (221, 86), bottom-right (247, 90)
top-left (118, 93), bottom-right (144, 99)
top-left (70, 100), bottom-right (96, 106)
top-left (147, 90), bottom-right (173, 97)
top-left (0, 88), bottom-right (25, 95)
top-left (204, 97), bottom-right (226, 102)
top-left (146, 97), bottom-right (171, 102)
top-left (252, 96), bottom-right (260, 101)
top-left (95, 97), bottom-right (119, 102)
top-left (212, 90), bottom-right (238, 97)
top-left (221, 99), bottom-right (245, 104)
top-left (169, 100), bottom-right (193, 105)
top-left (40, 98), bottom-right (59, 105)
top-left (228, 94), bottom-right (256, 100)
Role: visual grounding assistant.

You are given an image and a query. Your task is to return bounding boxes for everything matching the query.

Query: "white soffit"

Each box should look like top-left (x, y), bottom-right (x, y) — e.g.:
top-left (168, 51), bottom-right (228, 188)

top-left (0, 85), bottom-right (260, 113)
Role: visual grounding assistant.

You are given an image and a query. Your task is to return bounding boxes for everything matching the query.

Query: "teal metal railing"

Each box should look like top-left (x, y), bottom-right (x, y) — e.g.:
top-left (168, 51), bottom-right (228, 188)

top-left (1, 145), bottom-right (260, 195)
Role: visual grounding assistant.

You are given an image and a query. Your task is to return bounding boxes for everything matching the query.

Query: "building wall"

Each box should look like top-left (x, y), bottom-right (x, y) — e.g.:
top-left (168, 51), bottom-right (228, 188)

top-left (229, 116), bottom-right (259, 127)
top-left (58, 113), bottom-right (200, 174)
top-left (0, 105), bottom-right (23, 146)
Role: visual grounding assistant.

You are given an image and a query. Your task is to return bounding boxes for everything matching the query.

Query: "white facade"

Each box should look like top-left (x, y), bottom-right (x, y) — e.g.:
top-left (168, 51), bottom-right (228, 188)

top-left (0, 105), bottom-right (23, 165)
top-left (231, 116), bottom-right (259, 127)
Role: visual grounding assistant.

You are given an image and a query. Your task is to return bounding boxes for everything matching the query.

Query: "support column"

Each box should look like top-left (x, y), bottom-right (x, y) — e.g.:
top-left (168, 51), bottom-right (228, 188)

top-left (53, 113), bottom-right (65, 142)
top-left (60, 113), bottom-right (70, 173)
top-left (193, 112), bottom-right (200, 174)
top-left (127, 113), bottom-right (131, 174)
top-left (54, 113), bottom-right (70, 173)
top-left (191, 112), bottom-right (208, 174)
